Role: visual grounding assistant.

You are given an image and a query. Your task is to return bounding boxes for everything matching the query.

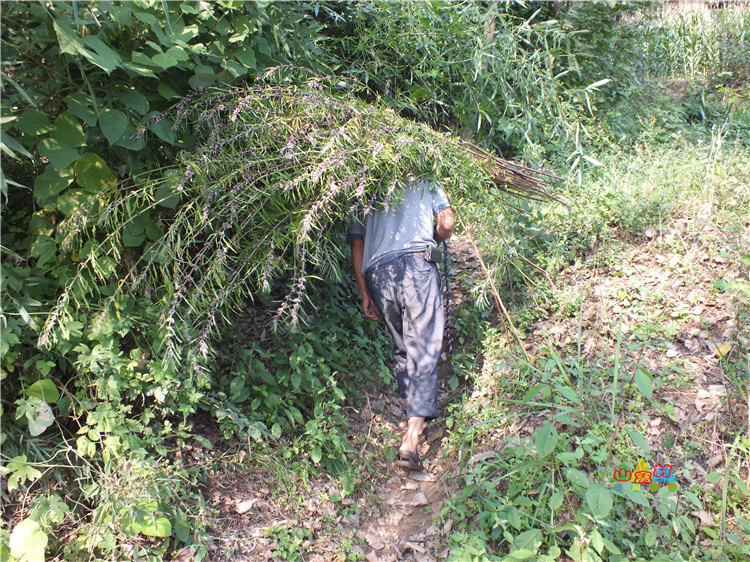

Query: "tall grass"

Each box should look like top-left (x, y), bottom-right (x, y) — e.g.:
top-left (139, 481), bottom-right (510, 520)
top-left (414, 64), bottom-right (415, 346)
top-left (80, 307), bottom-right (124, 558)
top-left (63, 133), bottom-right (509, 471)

top-left (634, 2), bottom-right (750, 82)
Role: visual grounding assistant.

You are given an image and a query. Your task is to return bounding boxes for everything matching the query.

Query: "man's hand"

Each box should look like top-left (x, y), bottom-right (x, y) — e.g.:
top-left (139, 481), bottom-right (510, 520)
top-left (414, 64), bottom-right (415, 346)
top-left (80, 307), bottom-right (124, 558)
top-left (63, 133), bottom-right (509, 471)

top-left (351, 238), bottom-right (380, 321)
top-left (362, 293), bottom-right (380, 321)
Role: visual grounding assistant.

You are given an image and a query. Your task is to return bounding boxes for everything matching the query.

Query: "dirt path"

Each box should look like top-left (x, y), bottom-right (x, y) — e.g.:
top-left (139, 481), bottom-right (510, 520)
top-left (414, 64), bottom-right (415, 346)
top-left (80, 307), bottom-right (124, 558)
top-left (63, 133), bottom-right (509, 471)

top-left (198, 237), bottom-right (485, 561)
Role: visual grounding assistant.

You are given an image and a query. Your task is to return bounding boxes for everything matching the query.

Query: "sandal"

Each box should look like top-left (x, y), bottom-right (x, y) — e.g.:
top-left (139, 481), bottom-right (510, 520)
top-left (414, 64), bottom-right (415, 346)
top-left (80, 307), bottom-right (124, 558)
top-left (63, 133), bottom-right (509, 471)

top-left (394, 449), bottom-right (423, 471)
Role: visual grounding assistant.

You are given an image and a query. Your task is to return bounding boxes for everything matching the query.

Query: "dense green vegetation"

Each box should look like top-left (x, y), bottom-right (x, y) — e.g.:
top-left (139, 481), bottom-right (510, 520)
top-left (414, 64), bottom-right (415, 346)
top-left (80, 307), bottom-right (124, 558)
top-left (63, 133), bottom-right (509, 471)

top-left (1, 1), bottom-right (749, 560)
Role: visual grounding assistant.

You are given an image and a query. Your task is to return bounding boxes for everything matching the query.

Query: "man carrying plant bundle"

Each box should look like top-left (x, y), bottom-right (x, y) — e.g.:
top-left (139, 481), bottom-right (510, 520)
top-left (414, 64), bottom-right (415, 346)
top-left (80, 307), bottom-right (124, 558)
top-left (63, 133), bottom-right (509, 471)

top-left (349, 179), bottom-right (455, 471)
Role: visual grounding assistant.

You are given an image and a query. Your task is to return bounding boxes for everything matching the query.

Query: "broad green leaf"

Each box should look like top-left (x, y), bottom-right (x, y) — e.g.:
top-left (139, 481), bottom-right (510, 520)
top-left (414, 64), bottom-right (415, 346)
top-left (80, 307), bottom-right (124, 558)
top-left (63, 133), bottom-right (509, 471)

top-left (157, 83), bottom-right (181, 100)
top-left (38, 138), bottom-right (78, 170)
top-left (64, 92), bottom-right (98, 126)
top-left (566, 468), bottom-right (590, 489)
top-left (341, 473), bottom-right (354, 495)
top-left (556, 384), bottom-right (581, 404)
top-left (310, 446), bottom-right (322, 463)
top-left (3, 455), bottom-right (43, 492)
top-left (14, 109), bottom-right (51, 136)
top-left (121, 61), bottom-right (158, 78)
top-left (53, 112), bottom-right (86, 147)
top-left (123, 214), bottom-right (148, 247)
top-left (81, 35), bottom-right (122, 74)
top-left (166, 45), bottom-right (190, 61)
top-left (534, 422), bottom-right (558, 458)
top-left (27, 379), bottom-right (60, 404)
top-left (148, 118), bottom-right (176, 144)
top-left (506, 548), bottom-right (535, 560)
top-left (30, 236), bottom-right (57, 268)
top-left (21, 397), bottom-right (55, 437)
top-left (634, 368), bottom-right (653, 399)
top-left (113, 125), bottom-right (146, 151)
top-left (705, 471), bottom-right (722, 484)
top-left (625, 426), bottom-right (651, 453)
top-left (188, 70), bottom-right (217, 90)
top-left (99, 2), bottom-right (132, 25)
top-left (53, 18), bottom-right (84, 55)
top-left (234, 45), bottom-right (257, 69)
top-left (76, 435), bottom-right (97, 457)
top-left (513, 528), bottom-right (542, 554)
top-left (586, 484), bottom-right (613, 519)
top-left (141, 516), bottom-right (172, 537)
top-left (75, 153), bottom-right (117, 192)
top-left (9, 519), bottom-right (47, 562)
top-left (34, 164), bottom-right (75, 207)
top-left (549, 492), bottom-right (564, 510)
top-left (29, 213), bottom-right (54, 236)
top-left (589, 529), bottom-right (605, 553)
top-left (57, 189), bottom-right (96, 216)
top-left (153, 51), bottom-right (178, 69)
top-left (99, 109), bottom-right (129, 144)
top-left (623, 487), bottom-right (651, 507)
top-left (115, 88), bottom-right (150, 115)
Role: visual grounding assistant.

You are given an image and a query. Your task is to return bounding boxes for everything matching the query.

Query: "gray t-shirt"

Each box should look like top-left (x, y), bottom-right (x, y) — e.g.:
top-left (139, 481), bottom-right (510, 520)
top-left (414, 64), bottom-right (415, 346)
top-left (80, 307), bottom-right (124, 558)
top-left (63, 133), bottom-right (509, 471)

top-left (348, 179), bottom-right (450, 275)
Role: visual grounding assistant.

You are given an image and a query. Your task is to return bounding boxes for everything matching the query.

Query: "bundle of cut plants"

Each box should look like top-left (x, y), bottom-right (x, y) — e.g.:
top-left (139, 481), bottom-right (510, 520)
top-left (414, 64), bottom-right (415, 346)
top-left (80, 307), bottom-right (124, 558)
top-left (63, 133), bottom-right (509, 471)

top-left (46, 70), bottom-right (562, 365)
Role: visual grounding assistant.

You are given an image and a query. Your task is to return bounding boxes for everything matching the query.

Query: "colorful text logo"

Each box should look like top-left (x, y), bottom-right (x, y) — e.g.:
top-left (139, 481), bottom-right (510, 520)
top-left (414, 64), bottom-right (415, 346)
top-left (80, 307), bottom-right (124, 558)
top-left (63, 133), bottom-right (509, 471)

top-left (611, 458), bottom-right (677, 493)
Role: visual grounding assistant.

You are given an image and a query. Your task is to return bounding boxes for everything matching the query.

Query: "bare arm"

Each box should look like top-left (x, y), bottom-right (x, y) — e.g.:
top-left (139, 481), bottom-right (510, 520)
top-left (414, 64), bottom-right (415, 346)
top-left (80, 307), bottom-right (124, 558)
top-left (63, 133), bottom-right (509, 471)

top-left (434, 207), bottom-right (455, 245)
top-left (351, 239), bottom-right (380, 321)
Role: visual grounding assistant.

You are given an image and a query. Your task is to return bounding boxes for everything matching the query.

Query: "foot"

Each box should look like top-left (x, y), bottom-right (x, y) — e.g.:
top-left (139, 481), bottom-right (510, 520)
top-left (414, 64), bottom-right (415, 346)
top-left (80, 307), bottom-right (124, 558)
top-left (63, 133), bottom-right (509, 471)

top-left (394, 449), bottom-right (423, 471)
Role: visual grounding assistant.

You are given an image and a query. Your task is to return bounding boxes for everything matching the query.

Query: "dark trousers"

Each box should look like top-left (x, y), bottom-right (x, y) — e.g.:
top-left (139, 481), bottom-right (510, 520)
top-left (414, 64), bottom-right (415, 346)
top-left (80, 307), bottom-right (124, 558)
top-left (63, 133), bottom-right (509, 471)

top-left (365, 253), bottom-right (443, 420)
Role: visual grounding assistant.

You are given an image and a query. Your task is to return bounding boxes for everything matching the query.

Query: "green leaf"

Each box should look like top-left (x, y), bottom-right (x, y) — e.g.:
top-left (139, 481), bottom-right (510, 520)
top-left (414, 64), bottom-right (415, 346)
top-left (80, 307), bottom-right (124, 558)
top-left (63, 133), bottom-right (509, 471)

top-left (589, 528), bottom-right (605, 553)
top-left (115, 88), bottom-right (150, 115)
top-left (513, 528), bottom-right (542, 555)
top-left (341, 473), bottom-right (354, 495)
top-left (38, 138), bottom-right (78, 171)
top-left (157, 83), bottom-right (181, 100)
top-left (148, 118), bottom-right (176, 144)
top-left (34, 164), bottom-right (75, 207)
top-left (121, 61), bottom-right (158, 78)
top-left (64, 92), bottom-right (98, 126)
top-left (141, 516), bottom-right (172, 537)
top-left (9, 519), bottom-right (47, 562)
top-left (534, 422), bottom-right (558, 458)
top-left (57, 189), bottom-right (97, 216)
top-left (556, 384), bottom-right (581, 404)
top-left (99, 109), bottom-right (129, 144)
top-left (53, 112), bottom-right (86, 147)
top-left (634, 368), bottom-right (653, 399)
top-left (625, 426), bottom-right (651, 454)
top-left (506, 548), bottom-right (535, 560)
top-left (81, 35), bottom-right (122, 74)
top-left (188, 69), bottom-right (217, 90)
top-left (53, 18), bottom-right (85, 55)
top-left (14, 109), bottom-right (52, 136)
top-left (310, 446), bottom-right (322, 464)
top-left (549, 492), bottom-right (563, 510)
top-left (3, 456), bottom-right (43, 493)
top-left (153, 51), bottom-right (178, 69)
top-left (30, 236), bottom-right (57, 268)
top-left (705, 472), bottom-right (722, 484)
top-left (234, 45), bottom-right (257, 69)
top-left (26, 379), bottom-right (60, 404)
top-left (20, 397), bottom-right (55, 437)
top-left (75, 153), bottom-right (117, 192)
top-left (123, 214), bottom-right (148, 247)
top-left (586, 484), bottom-right (613, 519)
top-left (566, 468), bottom-right (590, 489)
